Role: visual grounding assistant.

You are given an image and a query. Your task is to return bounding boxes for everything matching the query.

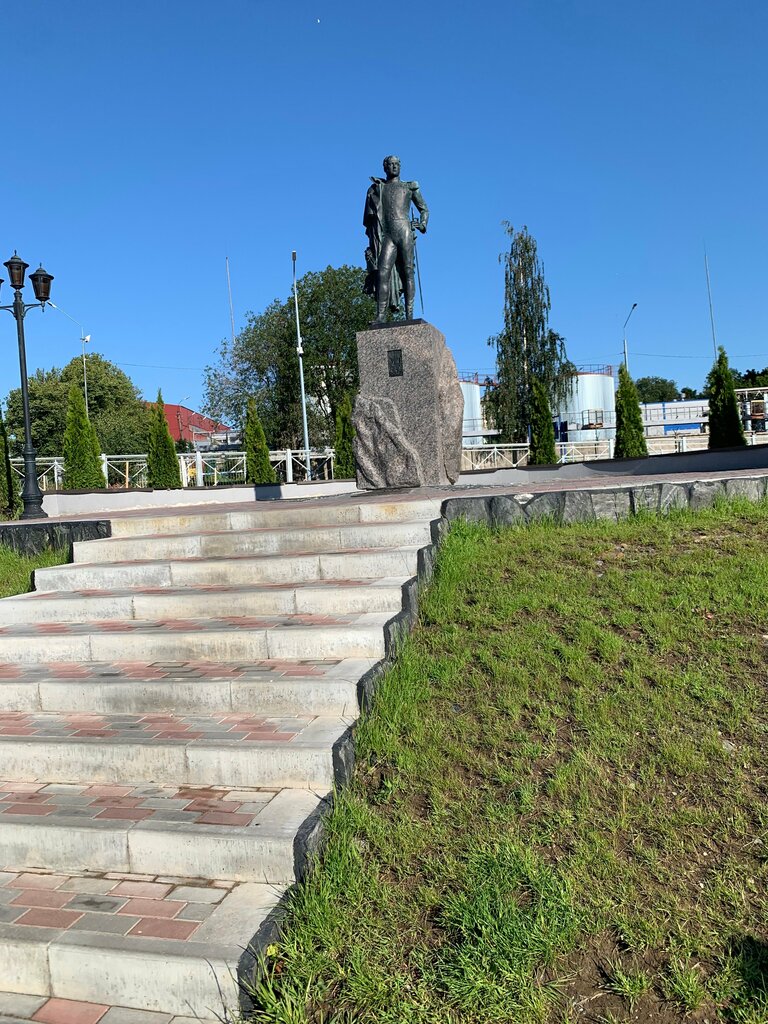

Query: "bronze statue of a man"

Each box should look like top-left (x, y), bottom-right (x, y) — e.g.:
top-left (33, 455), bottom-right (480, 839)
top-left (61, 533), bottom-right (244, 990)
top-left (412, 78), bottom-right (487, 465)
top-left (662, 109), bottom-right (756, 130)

top-left (363, 155), bottom-right (429, 323)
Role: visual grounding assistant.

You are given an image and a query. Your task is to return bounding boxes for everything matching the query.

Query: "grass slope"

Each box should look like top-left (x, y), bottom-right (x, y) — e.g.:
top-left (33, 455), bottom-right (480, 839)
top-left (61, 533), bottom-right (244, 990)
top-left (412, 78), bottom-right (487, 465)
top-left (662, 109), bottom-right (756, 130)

top-left (251, 501), bottom-right (768, 1024)
top-left (0, 546), bottom-right (68, 599)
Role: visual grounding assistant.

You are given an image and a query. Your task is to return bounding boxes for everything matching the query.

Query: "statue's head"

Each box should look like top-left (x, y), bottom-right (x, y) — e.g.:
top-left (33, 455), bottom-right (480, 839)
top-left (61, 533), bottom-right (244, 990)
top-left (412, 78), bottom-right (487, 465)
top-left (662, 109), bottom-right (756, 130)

top-left (383, 155), bottom-right (400, 178)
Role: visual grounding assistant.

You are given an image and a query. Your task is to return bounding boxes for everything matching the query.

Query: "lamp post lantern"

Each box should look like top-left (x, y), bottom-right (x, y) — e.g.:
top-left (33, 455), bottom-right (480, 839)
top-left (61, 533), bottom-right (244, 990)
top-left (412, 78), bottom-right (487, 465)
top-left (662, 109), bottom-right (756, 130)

top-left (0, 252), bottom-right (53, 519)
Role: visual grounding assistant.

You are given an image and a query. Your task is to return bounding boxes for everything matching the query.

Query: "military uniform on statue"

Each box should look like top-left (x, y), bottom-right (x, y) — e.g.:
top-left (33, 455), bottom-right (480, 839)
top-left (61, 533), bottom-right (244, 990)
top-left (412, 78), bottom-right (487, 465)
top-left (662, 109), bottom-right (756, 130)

top-left (353, 156), bottom-right (464, 489)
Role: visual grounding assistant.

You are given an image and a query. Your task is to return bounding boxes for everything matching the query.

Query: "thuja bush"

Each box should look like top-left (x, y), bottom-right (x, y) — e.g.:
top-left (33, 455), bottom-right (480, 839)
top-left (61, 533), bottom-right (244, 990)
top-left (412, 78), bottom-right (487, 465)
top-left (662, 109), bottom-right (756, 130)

top-left (63, 384), bottom-right (105, 490)
top-left (243, 397), bottom-right (276, 485)
top-left (147, 390), bottom-right (182, 488)
top-left (333, 392), bottom-right (356, 478)
top-left (706, 347), bottom-right (746, 449)
top-left (529, 378), bottom-right (557, 465)
top-left (614, 365), bottom-right (648, 459)
top-left (0, 405), bottom-right (20, 518)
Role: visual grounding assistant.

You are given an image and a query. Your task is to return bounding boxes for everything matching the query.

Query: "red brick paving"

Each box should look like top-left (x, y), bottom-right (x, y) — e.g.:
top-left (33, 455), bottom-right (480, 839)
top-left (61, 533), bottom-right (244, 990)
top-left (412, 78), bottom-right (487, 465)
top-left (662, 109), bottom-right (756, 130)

top-left (33, 998), bottom-right (109, 1024)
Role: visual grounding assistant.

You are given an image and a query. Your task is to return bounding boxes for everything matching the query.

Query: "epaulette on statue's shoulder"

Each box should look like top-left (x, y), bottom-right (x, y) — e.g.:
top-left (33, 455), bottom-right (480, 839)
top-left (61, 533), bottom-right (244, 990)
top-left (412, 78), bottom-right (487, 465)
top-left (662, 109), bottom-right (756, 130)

top-left (408, 180), bottom-right (420, 189)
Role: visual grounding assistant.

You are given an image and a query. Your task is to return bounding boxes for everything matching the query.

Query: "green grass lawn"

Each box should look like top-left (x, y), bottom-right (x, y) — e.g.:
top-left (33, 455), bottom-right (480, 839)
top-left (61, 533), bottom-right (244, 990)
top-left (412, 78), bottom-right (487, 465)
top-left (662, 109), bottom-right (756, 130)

top-left (250, 500), bottom-right (768, 1024)
top-left (0, 545), bottom-right (68, 599)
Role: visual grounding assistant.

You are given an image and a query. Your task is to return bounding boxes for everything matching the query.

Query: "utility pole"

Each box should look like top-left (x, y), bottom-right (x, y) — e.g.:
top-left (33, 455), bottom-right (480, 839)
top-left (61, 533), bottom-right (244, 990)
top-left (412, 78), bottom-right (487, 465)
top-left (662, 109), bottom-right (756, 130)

top-left (623, 302), bottom-right (638, 374)
top-left (291, 251), bottom-right (312, 480)
top-left (225, 256), bottom-right (236, 349)
top-left (704, 249), bottom-right (718, 358)
top-left (49, 302), bottom-right (91, 418)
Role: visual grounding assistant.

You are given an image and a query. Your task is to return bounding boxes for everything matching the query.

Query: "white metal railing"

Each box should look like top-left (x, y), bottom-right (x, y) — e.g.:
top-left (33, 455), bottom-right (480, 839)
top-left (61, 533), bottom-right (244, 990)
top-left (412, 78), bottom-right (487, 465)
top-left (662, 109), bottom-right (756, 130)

top-left (11, 448), bottom-right (338, 491)
top-left (461, 444), bottom-right (530, 471)
top-left (12, 431), bottom-right (768, 491)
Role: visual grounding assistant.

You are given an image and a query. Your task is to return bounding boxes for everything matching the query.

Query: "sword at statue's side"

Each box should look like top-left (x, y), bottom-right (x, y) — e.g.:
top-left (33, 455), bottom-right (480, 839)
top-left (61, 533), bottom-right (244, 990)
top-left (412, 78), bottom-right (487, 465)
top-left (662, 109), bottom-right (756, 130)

top-left (411, 216), bottom-right (425, 317)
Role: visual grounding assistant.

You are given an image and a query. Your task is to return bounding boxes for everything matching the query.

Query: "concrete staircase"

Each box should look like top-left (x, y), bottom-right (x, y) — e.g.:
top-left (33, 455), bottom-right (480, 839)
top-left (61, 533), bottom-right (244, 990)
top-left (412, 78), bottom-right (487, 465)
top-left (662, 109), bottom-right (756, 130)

top-left (0, 496), bottom-right (439, 1019)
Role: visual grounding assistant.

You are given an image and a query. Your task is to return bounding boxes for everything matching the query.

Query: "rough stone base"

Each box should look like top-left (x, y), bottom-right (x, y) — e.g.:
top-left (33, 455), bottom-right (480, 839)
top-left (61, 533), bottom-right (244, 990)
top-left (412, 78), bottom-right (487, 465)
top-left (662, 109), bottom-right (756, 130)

top-left (353, 320), bottom-right (464, 489)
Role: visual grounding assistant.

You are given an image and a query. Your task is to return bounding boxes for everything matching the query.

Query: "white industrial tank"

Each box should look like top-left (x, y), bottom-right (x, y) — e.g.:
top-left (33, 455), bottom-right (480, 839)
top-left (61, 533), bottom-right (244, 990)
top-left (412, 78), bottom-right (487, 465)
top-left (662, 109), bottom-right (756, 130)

top-left (460, 380), bottom-right (485, 446)
top-left (556, 369), bottom-right (616, 442)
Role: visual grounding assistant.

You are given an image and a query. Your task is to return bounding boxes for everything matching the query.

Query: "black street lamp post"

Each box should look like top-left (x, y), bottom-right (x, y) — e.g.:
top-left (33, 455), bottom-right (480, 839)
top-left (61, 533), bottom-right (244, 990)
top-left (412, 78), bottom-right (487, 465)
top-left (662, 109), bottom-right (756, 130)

top-left (0, 252), bottom-right (54, 519)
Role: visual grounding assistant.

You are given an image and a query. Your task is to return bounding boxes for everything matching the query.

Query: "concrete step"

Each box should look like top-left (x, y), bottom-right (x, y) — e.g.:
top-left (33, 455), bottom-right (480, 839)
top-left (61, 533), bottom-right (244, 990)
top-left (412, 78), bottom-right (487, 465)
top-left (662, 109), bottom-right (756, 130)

top-left (0, 658), bottom-right (372, 716)
top-left (0, 783), bottom-right (320, 882)
top-left (0, 992), bottom-right (217, 1024)
top-left (0, 612), bottom-right (391, 664)
top-left (33, 545), bottom-right (422, 592)
top-left (108, 496), bottom-right (441, 538)
top-left (71, 520), bottom-right (433, 565)
top-left (0, 866), bottom-right (280, 1015)
top-left (0, 712), bottom-right (348, 788)
top-left (1, 578), bottom-right (407, 624)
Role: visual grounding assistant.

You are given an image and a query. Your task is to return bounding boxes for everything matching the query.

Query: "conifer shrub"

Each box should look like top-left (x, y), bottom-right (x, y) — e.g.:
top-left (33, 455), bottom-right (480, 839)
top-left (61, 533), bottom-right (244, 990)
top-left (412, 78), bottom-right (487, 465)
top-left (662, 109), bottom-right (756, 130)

top-left (614, 365), bottom-right (648, 459)
top-left (333, 392), bottom-right (356, 478)
top-left (147, 390), bottom-right (182, 488)
top-left (243, 397), bottom-right (276, 485)
top-left (706, 347), bottom-right (746, 449)
top-left (529, 379), bottom-right (558, 465)
top-left (63, 384), bottom-right (106, 490)
top-left (0, 406), bottom-right (20, 518)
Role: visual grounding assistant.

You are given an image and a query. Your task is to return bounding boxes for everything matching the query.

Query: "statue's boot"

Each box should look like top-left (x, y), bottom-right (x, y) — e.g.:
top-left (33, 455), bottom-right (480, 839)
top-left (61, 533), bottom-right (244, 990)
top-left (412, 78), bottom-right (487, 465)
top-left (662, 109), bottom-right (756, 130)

top-left (405, 301), bottom-right (414, 321)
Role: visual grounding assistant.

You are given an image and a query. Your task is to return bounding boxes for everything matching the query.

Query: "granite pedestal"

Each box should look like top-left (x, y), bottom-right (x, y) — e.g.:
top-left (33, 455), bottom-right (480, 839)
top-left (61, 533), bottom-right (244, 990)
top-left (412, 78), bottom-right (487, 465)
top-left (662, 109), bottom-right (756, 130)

top-left (352, 320), bottom-right (464, 489)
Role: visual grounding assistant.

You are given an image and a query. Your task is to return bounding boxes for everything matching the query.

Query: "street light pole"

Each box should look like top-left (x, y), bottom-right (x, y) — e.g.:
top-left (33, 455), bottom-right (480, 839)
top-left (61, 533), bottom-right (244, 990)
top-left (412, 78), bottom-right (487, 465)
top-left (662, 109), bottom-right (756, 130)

top-left (0, 253), bottom-right (54, 519)
top-left (623, 302), bottom-right (638, 374)
top-left (49, 303), bottom-right (90, 418)
top-left (291, 250), bottom-right (312, 481)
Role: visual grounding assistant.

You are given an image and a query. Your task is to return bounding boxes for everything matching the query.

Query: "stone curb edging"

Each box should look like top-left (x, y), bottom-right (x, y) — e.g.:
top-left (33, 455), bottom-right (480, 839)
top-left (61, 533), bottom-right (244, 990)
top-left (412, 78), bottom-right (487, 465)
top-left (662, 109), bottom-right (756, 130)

top-left (0, 520), bottom-right (111, 557)
top-left (440, 473), bottom-right (768, 527)
top-left (235, 470), bottom-right (768, 1009)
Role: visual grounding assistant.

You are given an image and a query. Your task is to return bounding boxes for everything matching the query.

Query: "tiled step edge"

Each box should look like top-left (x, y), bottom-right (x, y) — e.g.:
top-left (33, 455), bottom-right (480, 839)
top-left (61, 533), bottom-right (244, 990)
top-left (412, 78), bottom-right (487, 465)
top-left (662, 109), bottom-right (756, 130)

top-left (0, 788), bottom-right (325, 882)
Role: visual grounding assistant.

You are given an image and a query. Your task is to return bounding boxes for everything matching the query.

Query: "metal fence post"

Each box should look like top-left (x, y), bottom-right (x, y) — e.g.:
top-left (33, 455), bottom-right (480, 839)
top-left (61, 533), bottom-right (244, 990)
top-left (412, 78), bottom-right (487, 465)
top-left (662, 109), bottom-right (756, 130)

top-left (100, 454), bottom-right (108, 485)
top-left (285, 450), bottom-right (293, 484)
top-left (195, 450), bottom-right (204, 487)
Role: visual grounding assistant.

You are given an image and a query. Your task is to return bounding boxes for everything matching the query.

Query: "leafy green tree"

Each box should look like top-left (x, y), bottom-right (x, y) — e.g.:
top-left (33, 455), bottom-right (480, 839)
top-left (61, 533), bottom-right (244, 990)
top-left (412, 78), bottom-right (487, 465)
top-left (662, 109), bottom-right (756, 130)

top-left (528, 379), bottom-right (558, 465)
top-left (147, 390), bottom-right (182, 488)
top-left (680, 387), bottom-right (701, 401)
top-left (706, 347), bottom-right (746, 449)
top-left (62, 384), bottom-right (106, 490)
top-left (634, 376), bottom-right (681, 403)
top-left (487, 224), bottom-right (574, 442)
top-left (5, 355), bottom-right (148, 456)
top-left (204, 265), bottom-right (374, 447)
top-left (92, 405), bottom-right (152, 456)
top-left (731, 365), bottom-right (768, 388)
top-left (333, 392), bottom-right (356, 478)
top-left (614, 364), bottom-right (648, 458)
top-left (243, 397), bottom-right (277, 484)
top-left (0, 405), bottom-right (20, 519)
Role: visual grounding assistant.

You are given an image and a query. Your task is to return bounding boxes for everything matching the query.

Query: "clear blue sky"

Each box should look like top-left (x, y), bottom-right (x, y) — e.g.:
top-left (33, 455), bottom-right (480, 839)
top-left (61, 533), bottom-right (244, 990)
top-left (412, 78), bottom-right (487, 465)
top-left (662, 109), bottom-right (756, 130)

top-left (2, 0), bottom-right (766, 412)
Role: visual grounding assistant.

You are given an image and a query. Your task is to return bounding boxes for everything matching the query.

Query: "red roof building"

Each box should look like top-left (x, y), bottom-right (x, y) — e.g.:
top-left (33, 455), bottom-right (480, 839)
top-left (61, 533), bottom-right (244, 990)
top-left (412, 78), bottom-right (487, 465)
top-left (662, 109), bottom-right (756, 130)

top-left (157, 404), bottom-right (232, 444)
